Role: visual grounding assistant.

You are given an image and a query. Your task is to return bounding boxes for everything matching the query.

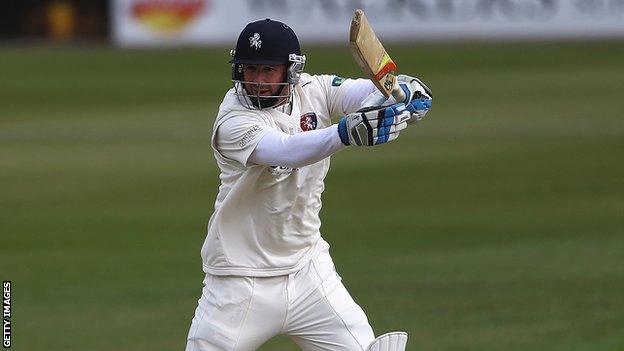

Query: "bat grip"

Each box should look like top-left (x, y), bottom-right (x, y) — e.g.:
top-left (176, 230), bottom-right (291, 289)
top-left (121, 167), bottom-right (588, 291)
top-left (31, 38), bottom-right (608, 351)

top-left (391, 83), bottom-right (407, 103)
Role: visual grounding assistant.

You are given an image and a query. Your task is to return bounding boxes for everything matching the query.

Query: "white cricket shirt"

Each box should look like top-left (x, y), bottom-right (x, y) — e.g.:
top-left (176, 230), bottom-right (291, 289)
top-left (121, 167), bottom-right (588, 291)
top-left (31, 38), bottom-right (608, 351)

top-left (201, 73), bottom-right (367, 277)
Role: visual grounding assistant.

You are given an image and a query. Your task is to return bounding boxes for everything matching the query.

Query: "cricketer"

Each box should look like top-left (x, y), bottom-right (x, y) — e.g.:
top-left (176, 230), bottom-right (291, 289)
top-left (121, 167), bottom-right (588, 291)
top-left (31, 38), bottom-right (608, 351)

top-left (185, 18), bottom-right (433, 351)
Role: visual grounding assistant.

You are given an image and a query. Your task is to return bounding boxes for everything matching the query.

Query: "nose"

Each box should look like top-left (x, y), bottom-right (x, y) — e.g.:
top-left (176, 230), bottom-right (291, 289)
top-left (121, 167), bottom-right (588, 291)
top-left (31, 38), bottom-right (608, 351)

top-left (252, 71), bottom-right (269, 83)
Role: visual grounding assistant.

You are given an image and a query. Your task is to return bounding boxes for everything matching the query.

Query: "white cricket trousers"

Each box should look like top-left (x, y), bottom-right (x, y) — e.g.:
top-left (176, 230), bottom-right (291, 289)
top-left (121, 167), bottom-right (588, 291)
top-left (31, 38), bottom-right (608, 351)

top-left (185, 248), bottom-right (374, 350)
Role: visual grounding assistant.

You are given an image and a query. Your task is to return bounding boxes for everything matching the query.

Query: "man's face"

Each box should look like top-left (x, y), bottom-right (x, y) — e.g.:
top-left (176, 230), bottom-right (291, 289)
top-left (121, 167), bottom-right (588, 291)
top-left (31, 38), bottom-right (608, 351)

top-left (242, 64), bottom-right (287, 96)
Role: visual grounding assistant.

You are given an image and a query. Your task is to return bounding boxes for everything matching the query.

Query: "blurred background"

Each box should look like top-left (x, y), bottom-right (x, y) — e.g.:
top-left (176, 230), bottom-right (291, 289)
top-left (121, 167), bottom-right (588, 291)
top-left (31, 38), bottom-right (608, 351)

top-left (1, 0), bottom-right (623, 350)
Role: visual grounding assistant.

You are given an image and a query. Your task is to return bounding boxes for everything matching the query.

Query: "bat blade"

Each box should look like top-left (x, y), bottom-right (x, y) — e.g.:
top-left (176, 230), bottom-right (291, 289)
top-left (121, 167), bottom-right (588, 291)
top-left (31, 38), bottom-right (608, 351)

top-left (349, 9), bottom-right (405, 102)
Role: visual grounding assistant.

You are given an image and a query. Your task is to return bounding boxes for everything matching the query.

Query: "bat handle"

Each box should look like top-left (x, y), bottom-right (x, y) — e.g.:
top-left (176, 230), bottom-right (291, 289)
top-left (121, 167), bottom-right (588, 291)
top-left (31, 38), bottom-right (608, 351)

top-left (390, 79), bottom-right (419, 124)
top-left (390, 78), bottom-right (407, 103)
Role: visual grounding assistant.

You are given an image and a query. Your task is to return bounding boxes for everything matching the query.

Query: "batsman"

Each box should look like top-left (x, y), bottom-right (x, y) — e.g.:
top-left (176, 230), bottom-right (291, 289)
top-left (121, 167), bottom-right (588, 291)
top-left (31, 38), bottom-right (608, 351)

top-left (185, 17), bottom-right (433, 351)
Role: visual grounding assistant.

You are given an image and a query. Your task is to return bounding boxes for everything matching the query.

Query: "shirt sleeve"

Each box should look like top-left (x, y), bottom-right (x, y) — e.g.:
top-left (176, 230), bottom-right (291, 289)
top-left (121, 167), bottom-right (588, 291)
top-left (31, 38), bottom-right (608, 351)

top-left (313, 75), bottom-right (377, 119)
top-left (214, 115), bottom-right (272, 167)
top-left (338, 79), bottom-right (377, 114)
top-left (249, 125), bottom-right (346, 168)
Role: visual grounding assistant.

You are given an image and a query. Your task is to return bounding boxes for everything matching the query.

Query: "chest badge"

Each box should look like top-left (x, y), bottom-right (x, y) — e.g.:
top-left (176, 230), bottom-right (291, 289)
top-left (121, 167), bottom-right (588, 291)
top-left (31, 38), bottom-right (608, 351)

top-left (300, 112), bottom-right (318, 131)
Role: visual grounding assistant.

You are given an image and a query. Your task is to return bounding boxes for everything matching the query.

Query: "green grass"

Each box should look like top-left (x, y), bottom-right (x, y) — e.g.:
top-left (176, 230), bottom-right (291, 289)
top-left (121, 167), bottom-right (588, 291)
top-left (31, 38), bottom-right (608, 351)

top-left (1, 42), bottom-right (623, 350)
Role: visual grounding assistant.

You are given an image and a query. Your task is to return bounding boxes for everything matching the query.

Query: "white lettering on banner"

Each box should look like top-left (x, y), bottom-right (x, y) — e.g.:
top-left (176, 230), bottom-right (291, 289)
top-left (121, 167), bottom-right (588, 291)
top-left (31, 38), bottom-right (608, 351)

top-left (113, 0), bottom-right (624, 46)
top-left (242, 0), bottom-right (624, 21)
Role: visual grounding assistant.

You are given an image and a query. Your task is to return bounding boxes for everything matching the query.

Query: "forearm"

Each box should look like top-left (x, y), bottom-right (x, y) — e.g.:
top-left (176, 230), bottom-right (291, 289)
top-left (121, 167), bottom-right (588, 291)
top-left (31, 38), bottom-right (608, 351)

top-left (340, 79), bottom-right (377, 114)
top-left (249, 125), bottom-right (346, 168)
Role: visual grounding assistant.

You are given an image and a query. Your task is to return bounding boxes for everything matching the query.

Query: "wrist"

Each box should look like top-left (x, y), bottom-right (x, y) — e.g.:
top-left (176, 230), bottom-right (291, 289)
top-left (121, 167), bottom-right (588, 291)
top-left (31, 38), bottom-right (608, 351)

top-left (337, 118), bottom-right (350, 146)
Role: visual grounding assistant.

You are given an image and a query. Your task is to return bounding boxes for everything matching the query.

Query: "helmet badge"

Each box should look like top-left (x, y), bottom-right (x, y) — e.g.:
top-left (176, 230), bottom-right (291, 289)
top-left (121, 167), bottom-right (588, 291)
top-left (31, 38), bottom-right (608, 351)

top-left (249, 33), bottom-right (262, 50)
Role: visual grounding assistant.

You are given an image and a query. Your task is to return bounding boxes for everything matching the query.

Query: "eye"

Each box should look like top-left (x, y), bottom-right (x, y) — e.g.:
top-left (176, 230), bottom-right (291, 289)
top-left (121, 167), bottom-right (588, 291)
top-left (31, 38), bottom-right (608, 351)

top-left (244, 65), bottom-right (258, 73)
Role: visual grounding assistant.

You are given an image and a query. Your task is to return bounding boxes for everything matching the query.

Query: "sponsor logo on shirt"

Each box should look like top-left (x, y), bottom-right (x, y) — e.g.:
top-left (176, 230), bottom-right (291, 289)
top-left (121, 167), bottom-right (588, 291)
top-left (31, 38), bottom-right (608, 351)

top-left (300, 112), bottom-right (318, 131)
top-left (268, 166), bottom-right (297, 175)
top-left (331, 76), bottom-right (346, 86)
top-left (239, 125), bottom-right (261, 147)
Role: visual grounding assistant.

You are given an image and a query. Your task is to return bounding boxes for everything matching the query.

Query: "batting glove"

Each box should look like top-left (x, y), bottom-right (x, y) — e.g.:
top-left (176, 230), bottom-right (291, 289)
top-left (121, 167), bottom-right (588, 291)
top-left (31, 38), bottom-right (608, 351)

top-left (360, 74), bottom-right (433, 123)
top-left (337, 103), bottom-right (411, 146)
top-left (398, 74), bottom-right (433, 123)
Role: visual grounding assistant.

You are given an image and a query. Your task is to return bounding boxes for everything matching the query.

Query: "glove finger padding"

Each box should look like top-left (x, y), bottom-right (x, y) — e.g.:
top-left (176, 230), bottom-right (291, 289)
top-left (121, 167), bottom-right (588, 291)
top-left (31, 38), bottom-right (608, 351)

top-left (406, 97), bottom-right (432, 123)
top-left (385, 130), bottom-right (402, 143)
top-left (397, 74), bottom-right (433, 124)
top-left (370, 123), bottom-right (407, 138)
top-left (397, 74), bottom-right (433, 100)
top-left (338, 103), bottom-right (411, 146)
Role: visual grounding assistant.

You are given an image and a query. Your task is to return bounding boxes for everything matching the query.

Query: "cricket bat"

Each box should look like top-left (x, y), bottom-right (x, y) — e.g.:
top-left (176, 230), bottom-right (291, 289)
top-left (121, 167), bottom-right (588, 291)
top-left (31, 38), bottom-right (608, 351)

top-left (349, 9), bottom-right (406, 103)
